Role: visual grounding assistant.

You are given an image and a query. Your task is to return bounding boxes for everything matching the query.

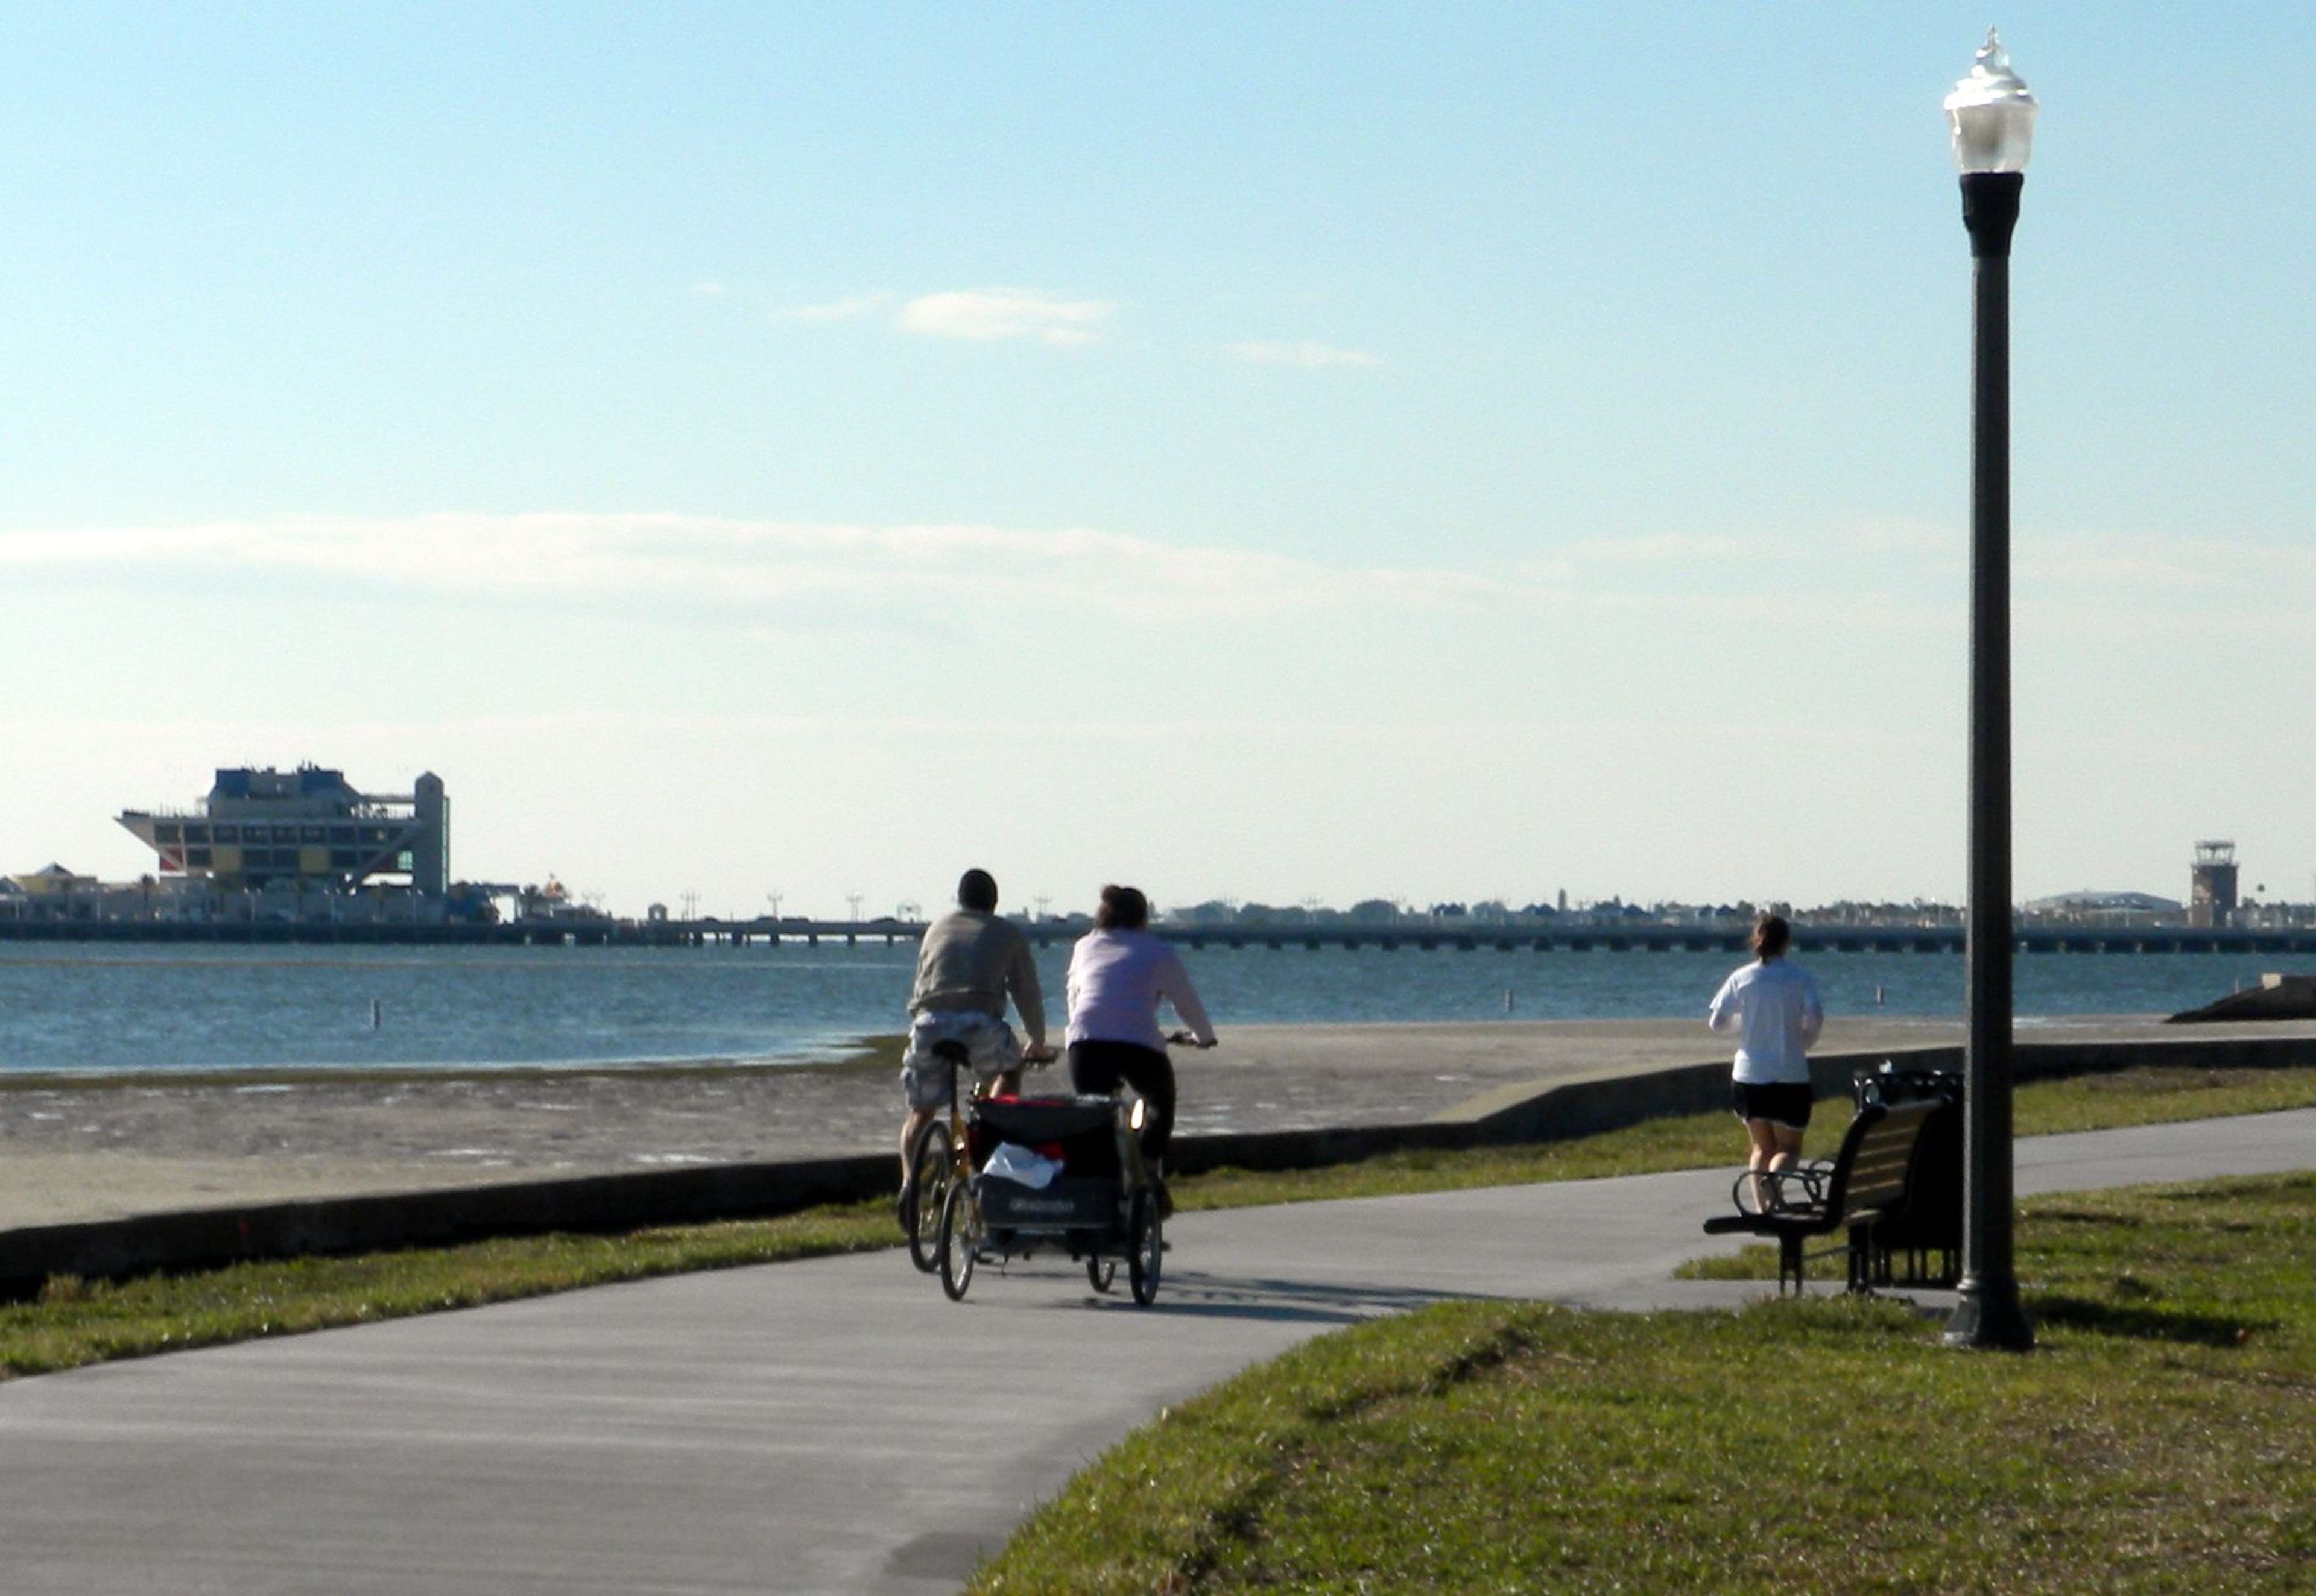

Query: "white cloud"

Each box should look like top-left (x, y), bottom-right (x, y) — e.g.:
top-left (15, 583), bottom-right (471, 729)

top-left (2022, 535), bottom-right (2240, 592)
top-left (0, 514), bottom-right (1479, 625)
top-left (1226, 340), bottom-right (1384, 369)
top-left (1539, 521), bottom-right (1960, 573)
top-left (689, 280), bottom-right (727, 297)
top-left (895, 289), bottom-right (1113, 345)
top-left (770, 292), bottom-right (894, 324)
top-left (1842, 518), bottom-right (1957, 557)
top-left (13, 516), bottom-right (2300, 645)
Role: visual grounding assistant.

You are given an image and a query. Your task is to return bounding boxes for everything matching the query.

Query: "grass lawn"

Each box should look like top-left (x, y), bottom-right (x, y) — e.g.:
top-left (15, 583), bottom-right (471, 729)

top-left (1174, 1062), bottom-right (2316, 1213)
top-left (970, 1172), bottom-right (2316, 1594)
top-left (0, 1202), bottom-right (896, 1379)
top-left (2, 1063), bottom-right (2312, 1382)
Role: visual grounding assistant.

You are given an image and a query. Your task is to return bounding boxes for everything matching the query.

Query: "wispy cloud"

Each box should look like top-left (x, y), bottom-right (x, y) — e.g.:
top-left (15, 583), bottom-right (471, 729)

top-left (0, 514), bottom-right (1483, 625)
top-left (2021, 537), bottom-right (2238, 592)
top-left (689, 280), bottom-right (727, 297)
top-left (1226, 339), bottom-right (1384, 369)
top-left (1841, 518), bottom-right (1957, 557)
top-left (11, 516), bottom-right (2289, 640)
top-left (770, 291), bottom-right (894, 324)
top-left (896, 289), bottom-right (1113, 345)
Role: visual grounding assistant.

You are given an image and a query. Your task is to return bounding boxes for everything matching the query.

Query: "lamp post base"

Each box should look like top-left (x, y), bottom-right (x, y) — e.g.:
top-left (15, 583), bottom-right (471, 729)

top-left (1943, 1276), bottom-right (2035, 1351)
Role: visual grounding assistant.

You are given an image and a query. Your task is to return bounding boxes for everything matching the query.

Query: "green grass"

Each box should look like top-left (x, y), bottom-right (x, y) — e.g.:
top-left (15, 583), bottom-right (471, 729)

top-left (970, 1173), bottom-right (2316, 1594)
top-left (0, 1202), bottom-right (897, 1378)
top-left (1175, 1062), bottom-right (2316, 1213)
top-left (1, 1062), bottom-right (2311, 1384)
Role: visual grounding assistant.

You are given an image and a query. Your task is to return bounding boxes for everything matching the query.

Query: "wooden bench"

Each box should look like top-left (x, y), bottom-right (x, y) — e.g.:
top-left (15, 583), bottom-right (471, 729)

top-left (1848, 1088), bottom-right (1961, 1290)
top-left (1701, 1098), bottom-right (1945, 1296)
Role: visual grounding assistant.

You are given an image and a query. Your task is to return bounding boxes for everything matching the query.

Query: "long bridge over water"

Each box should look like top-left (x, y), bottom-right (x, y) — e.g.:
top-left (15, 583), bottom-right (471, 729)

top-left (8, 916), bottom-right (2316, 958)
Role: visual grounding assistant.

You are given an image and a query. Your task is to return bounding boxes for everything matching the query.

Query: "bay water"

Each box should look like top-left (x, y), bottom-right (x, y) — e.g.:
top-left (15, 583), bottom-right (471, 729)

top-left (0, 940), bottom-right (2282, 1076)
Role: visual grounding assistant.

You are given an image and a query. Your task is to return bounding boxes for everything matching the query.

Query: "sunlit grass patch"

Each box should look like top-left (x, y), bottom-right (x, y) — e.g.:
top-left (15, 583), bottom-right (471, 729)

top-left (1176, 1062), bottom-right (2316, 1213)
top-left (0, 1202), bottom-right (895, 1378)
top-left (974, 1174), bottom-right (2316, 1594)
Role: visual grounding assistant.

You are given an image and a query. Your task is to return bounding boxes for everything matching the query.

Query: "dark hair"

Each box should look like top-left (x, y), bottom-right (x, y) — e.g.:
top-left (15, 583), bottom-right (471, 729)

top-left (1752, 912), bottom-right (1791, 959)
top-left (1095, 883), bottom-right (1149, 931)
top-left (957, 869), bottom-right (999, 913)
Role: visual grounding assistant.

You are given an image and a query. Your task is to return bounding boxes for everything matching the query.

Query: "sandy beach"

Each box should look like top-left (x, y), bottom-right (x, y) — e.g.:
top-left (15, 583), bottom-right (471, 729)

top-left (2, 1013), bottom-right (2300, 1230)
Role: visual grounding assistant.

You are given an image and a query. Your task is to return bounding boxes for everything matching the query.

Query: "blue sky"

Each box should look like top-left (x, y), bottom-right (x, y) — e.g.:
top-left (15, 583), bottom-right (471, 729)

top-left (5, 4), bottom-right (2314, 917)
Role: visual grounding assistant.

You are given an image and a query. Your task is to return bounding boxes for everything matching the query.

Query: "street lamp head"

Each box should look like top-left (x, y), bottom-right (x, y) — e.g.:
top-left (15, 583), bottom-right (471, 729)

top-left (1945, 28), bottom-right (2037, 174)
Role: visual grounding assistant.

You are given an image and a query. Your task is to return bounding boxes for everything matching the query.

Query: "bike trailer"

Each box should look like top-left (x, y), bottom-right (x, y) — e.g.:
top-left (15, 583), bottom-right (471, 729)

top-left (970, 1096), bottom-right (1128, 1231)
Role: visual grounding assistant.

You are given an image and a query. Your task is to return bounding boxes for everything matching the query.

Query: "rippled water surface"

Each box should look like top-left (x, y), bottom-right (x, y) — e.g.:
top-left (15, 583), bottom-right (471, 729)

top-left (0, 940), bottom-right (2281, 1074)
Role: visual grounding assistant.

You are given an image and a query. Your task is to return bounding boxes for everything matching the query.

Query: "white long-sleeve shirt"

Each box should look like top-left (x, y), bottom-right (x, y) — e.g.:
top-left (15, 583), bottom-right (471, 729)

top-left (1707, 956), bottom-right (1824, 1085)
top-left (1064, 929), bottom-right (1216, 1052)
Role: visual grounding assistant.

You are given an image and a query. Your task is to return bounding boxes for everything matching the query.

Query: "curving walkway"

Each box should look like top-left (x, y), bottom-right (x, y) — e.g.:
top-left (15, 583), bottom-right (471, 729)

top-left (0, 1109), bottom-right (2309, 1595)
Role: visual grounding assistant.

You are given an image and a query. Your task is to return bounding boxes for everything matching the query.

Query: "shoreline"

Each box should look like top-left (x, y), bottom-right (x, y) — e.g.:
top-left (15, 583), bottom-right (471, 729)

top-left (0, 1042), bottom-right (902, 1094)
top-left (2, 1014), bottom-right (2310, 1232)
top-left (0, 1010), bottom-right (2144, 1091)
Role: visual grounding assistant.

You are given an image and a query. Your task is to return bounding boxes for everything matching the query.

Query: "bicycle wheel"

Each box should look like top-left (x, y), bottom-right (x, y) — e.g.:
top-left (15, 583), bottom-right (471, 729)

top-left (905, 1120), bottom-right (952, 1273)
top-left (1127, 1193), bottom-right (1162, 1307)
top-left (1086, 1254), bottom-right (1117, 1293)
top-left (937, 1180), bottom-right (978, 1302)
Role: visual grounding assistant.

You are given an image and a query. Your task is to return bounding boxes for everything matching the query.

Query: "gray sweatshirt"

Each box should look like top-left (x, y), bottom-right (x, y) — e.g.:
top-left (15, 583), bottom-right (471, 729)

top-left (908, 909), bottom-right (1048, 1048)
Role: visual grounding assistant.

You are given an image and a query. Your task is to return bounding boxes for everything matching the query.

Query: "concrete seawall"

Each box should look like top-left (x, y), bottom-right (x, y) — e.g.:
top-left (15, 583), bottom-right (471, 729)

top-left (4, 1028), bottom-right (2311, 1294)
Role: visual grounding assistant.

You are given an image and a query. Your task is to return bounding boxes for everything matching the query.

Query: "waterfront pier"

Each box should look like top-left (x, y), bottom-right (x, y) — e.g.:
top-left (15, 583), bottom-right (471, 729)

top-left (7, 915), bottom-right (2316, 957)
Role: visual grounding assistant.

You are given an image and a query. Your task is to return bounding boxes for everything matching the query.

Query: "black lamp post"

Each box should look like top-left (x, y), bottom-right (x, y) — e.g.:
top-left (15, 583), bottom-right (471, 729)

top-left (1943, 29), bottom-right (2038, 1353)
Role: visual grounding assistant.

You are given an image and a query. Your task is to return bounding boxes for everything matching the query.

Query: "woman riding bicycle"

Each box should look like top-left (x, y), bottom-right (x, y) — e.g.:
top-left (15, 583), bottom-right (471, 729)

top-left (1063, 885), bottom-right (1215, 1213)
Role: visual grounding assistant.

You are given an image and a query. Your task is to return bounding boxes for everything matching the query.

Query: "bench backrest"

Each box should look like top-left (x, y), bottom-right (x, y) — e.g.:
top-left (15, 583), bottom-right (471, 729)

top-left (1823, 1099), bottom-right (1943, 1219)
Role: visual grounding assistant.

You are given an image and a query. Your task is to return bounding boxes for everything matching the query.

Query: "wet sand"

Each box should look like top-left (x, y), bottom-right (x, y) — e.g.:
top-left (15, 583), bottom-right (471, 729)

top-left (0, 1014), bottom-right (2299, 1228)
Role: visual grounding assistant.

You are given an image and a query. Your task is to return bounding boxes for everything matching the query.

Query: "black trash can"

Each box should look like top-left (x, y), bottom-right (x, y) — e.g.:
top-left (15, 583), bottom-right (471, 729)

top-left (1849, 1061), bottom-right (1963, 1288)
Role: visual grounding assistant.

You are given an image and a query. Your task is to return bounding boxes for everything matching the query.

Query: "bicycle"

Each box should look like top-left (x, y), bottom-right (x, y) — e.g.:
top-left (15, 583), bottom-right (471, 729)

top-left (934, 1030), bottom-right (1206, 1307)
top-left (902, 1038), bottom-right (1049, 1273)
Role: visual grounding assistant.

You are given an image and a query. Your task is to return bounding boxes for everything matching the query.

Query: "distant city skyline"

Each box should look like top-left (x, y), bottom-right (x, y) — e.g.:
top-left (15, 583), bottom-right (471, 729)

top-left (6, 7), bottom-right (2314, 918)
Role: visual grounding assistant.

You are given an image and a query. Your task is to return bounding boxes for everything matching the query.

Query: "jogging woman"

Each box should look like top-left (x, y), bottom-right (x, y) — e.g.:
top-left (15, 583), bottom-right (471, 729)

top-left (1707, 911), bottom-right (1824, 1207)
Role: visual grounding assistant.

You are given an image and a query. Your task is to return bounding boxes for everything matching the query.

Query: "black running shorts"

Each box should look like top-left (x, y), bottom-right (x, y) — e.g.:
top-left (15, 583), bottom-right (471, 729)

top-left (1732, 1080), bottom-right (1814, 1130)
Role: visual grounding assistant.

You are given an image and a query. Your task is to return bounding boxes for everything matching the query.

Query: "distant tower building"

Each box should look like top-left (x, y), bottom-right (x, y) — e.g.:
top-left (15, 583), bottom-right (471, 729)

top-left (118, 765), bottom-right (451, 896)
top-left (410, 772), bottom-right (449, 895)
top-left (2189, 840), bottom-right (2238, 929)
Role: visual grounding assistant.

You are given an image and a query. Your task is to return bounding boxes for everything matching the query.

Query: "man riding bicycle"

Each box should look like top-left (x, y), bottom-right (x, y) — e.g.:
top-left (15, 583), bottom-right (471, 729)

top-left (897, 868), bottom-right (1053, 1223)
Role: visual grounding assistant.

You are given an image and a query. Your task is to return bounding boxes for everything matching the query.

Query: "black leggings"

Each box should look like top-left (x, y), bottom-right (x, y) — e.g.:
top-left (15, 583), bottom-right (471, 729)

top-left (1067, 1040), bottom-right (1177, 1167)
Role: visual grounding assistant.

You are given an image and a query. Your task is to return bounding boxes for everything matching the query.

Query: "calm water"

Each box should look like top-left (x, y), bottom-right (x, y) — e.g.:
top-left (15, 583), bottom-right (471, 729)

top-left (0, 939), bottom-right (2283, 1076)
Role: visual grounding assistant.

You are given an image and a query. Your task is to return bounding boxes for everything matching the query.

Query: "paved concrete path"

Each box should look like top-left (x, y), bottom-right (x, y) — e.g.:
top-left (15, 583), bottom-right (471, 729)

top-left (0, 1109), bottom-right (2309, 1595)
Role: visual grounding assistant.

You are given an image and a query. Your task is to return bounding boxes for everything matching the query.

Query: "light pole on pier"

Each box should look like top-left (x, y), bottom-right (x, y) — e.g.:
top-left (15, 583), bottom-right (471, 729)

top-left (1942, 28), bottom-right (2038, 1354)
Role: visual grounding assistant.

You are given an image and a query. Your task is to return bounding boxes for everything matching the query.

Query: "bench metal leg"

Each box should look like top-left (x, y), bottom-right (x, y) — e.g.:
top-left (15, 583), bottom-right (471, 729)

top-left (1848, 1225), bottom-right (1876, 1293)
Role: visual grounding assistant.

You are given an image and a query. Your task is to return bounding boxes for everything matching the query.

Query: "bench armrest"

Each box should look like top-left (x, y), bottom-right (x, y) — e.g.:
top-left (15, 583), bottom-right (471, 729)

top-left (1727, 1162), bottom-right (1830, 1218)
